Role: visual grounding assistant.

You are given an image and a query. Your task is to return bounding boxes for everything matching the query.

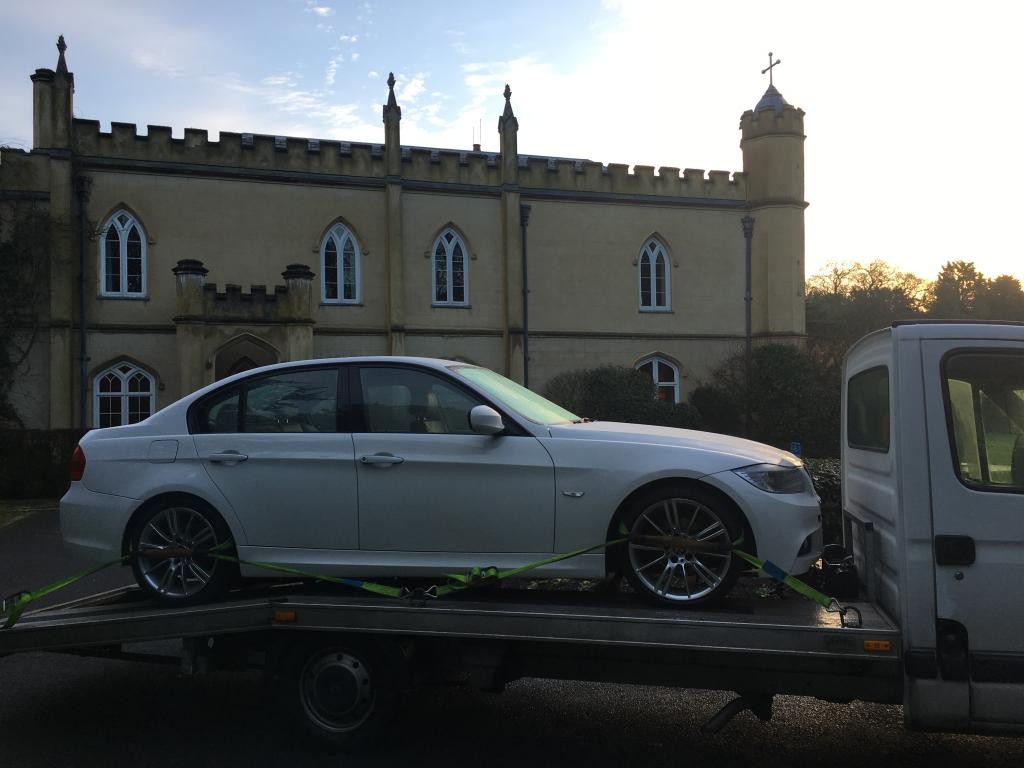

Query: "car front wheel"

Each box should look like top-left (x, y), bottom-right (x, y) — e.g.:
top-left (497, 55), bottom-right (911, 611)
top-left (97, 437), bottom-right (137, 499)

top-left (619, 485), bottom-right (743, 606)
top-left (129, 497), bottom-right (233, 603)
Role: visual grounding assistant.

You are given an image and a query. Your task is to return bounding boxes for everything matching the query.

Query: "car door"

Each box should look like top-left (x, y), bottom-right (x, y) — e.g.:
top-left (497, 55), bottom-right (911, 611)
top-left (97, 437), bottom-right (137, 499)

top-left (922, 339), bottom-right (1024, 728)
top-left (192, 365), bottom-right (359, 550)
top-left (351, 364), bottom-right (555, 553)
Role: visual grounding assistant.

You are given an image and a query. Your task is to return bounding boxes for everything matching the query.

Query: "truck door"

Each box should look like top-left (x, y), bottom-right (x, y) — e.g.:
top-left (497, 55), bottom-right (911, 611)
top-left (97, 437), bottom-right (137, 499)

top-left (922, 339), bottom-right (1024, 729)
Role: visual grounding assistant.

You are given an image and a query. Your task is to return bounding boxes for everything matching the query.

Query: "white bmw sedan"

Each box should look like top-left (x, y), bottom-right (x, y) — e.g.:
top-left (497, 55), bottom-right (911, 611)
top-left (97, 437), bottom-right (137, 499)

top-left (61, 358), bottom-right (822, 606)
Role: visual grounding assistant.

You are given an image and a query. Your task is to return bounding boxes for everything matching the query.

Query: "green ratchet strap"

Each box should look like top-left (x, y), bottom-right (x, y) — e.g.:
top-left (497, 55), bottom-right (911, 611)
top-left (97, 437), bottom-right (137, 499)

top-left (731, 546), bottom-right (861, 627)
top-left (2, 533), bottom-right (860, 630)
top-left (1, 554), bottom-right (132, 630)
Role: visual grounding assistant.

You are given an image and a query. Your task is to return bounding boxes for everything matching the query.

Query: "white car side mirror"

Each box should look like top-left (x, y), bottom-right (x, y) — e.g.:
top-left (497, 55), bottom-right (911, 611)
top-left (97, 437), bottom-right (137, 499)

top-left (469, 405), bottom-right (505, 435)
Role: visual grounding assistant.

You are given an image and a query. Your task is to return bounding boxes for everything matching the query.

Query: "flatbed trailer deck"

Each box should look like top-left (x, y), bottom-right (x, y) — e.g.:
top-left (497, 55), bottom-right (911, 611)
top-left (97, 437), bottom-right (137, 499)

top-left (0, 581), bottom-right (903, 743)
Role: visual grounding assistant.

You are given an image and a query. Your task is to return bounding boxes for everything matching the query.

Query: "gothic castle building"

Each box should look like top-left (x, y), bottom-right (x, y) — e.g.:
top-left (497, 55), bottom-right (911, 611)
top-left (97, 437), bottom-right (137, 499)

top-left (0, 38), bottom-right (807, 429)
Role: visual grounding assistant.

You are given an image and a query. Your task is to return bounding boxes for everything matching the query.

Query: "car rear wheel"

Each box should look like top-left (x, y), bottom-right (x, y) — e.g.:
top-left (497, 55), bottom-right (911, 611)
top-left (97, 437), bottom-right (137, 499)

top-left (129, 497), bottom-right (233, 603)
top-left (619, 485), bottom-right (743, 606)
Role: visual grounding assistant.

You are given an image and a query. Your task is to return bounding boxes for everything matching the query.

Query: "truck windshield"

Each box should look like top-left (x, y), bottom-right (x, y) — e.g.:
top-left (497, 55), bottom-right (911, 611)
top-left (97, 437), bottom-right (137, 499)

top-left (451, 365), bottom-right (579, 426)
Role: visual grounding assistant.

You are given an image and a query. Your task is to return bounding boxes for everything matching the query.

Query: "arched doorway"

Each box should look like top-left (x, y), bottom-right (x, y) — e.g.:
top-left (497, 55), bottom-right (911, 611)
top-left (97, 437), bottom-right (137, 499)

top-left (214, 334), bottom-right (279, 381)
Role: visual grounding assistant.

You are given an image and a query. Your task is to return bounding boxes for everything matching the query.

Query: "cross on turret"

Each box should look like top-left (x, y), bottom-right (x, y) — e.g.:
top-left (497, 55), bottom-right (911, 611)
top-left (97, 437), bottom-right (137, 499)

top-left (761, 51), bottom-right (781, 86)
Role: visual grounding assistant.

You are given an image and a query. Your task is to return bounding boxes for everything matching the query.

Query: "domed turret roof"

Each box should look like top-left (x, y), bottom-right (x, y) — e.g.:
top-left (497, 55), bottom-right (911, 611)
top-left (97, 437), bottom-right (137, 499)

top-left (755, 84), bottom-right (790, 114)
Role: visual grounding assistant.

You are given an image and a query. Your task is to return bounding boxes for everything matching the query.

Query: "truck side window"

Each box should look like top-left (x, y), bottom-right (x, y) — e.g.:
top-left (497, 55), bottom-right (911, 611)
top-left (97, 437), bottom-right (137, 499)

top-left (944, 351), bottom-right (1024, 491)
top-left (848, 366), bottom-right (890, 452)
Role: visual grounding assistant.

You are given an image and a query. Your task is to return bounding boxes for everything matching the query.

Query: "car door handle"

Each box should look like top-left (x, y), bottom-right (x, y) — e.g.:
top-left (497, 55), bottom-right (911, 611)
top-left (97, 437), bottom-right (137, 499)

top-left (360, 453), bottom-right (404, 466)
top-left (208, 452), bottom-right (249, 463)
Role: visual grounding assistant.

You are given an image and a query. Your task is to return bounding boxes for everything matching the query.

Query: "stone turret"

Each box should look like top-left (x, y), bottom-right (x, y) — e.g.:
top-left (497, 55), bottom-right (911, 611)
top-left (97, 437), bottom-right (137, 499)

top-left (30, 35), bottom-right (73, 149)
top-left (498, 84), bottom-right (519, 185)
top-left (739, 76), bottom-right (807, 337)
top-left (382, 72), bottom-right (401, 177)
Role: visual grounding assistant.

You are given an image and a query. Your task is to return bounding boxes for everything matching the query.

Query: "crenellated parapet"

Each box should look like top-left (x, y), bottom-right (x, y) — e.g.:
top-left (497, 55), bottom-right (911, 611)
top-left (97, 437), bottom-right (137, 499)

top-left (74, 120), bottom-right (388, 180)
top-left (517, 158), bottom-right (746, 200)
top-left (739, 103), bottom-right (805, 140)
top-left (173, 259), bottom-right (313, 324)
top-left (70, 118), bottom-right (746, 201)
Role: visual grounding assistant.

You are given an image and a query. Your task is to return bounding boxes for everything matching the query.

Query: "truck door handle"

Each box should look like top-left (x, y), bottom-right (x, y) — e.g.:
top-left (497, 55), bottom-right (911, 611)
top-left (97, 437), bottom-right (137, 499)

top-left (208, 452), bottom-right (249, 463)
top-left (360, 453), bottom-right (404, 466)
top-left (935, 535), bottom-right (975, 566)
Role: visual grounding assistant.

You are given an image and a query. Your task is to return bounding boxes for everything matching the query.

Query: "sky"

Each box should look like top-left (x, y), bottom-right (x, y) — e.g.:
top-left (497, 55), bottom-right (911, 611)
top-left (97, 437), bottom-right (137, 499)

top-left (1, 0), bottom-right (1022, 285)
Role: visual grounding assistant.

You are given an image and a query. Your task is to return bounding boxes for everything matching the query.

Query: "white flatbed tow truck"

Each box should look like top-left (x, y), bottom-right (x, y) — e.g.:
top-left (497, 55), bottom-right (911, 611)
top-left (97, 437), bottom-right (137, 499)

top-left (1, 321), bottom-right (1021, 748)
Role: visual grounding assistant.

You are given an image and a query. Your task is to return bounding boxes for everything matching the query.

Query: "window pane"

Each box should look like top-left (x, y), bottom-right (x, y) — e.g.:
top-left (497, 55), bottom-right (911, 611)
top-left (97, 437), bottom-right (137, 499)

top-left (944, 352), bottom-right (1024, 489)
top-left (360, 366), bottom-right (481, 434)
top-left (434, 243), bottom-right (448, 302)
top-left (126, 226), bottom-right (143, 294)
top-left (127, 395), bottom-right (151, 424)
top-left (243, 368), bottom-right (338, 433)
top-left (99, 395), bottom-right (121, 428)
top-left (128, 372), bottom-right (151, 393)
top-left (654, 254), bottom-right (666, 307)
top-left (324, 239), bottom-right (338, 300)
top-left (452, 244), bottom-right (465, 301)
top-left (342, 239), bottom-right (356, 301)
top-left (847, 366), bottom-right (890, 452)
top-left (656, 361), bottom-right (672, 384)
top-left (640, 254), bottom-right (651, 307)
top-left (105, 229), bottom-right (121, 293)
top-left (99, 372), bottom-right (121, 394)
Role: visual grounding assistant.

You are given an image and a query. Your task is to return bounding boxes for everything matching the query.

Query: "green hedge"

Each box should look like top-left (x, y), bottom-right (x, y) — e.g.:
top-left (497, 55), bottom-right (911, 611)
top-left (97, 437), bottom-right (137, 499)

top-left (0, 429), bottom-right (85, 499)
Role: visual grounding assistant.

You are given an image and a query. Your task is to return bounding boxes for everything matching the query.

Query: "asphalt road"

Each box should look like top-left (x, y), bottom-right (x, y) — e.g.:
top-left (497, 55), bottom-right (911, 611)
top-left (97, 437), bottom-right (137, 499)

top-left (1, 510), bottom-right (1022, 767)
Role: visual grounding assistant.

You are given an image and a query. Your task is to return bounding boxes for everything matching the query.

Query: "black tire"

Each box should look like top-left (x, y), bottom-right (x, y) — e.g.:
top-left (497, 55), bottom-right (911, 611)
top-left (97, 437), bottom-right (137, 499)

top-left (615, 484), bottom-right (744, 607)
top-left (284, 636), bottom-right (404, 751)
top-left (129, 496), bottom-right (234, 604)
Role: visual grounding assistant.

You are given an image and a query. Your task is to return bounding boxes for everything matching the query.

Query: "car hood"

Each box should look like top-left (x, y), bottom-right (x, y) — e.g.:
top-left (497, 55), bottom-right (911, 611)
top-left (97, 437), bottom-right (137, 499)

top-left (546, 421), bottom-right (800, 469)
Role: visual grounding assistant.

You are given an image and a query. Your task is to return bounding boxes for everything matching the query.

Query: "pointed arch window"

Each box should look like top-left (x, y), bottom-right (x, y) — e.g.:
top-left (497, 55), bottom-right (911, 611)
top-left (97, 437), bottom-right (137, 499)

top-left (100, 211), bottom-right (147, 297)
top-left (321, 223), bottom-right (361, 304)
top-left (638, 238), bottom-right (670, 311)
top-left (432, 228), bottom-right (469, 306)
top-left (93, 362), bottom-right (155, 428)
top-left (635, 356), bottom-right (680, 403)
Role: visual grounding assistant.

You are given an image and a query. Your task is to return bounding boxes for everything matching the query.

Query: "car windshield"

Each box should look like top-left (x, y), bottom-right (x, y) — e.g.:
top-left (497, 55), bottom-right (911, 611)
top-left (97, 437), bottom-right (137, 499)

top-left (451, 365), bottom-right (579, 426)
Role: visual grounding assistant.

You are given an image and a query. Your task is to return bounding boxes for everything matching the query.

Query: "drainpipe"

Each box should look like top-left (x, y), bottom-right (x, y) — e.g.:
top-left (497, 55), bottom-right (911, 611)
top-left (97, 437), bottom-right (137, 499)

top-left (520, 203), bottom-right (531, 389)
top-left (75, 174), bottom-right (92, 430)
top-left (741, 215), bottom-right (755, 438)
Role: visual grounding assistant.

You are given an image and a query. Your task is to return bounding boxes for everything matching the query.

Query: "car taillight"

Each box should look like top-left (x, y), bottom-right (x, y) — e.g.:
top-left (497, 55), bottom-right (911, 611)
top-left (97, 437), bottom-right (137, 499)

top-left (69, 445), bottom-right (86, 482)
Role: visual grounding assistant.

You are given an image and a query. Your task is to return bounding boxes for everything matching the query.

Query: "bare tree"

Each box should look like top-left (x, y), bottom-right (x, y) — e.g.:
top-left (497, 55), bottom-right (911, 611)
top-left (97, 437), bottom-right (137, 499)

top-left (0, 203), bottom-right (54, 428)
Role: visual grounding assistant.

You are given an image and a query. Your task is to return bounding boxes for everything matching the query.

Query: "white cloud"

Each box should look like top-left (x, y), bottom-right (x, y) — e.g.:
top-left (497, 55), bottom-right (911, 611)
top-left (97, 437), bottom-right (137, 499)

top-left (351, 52), bottom-right (360, 62)
top-left (325, 54), bottom-right (345, 87)
top-left (367, 70), bottom-right (380, 79)
top-left (305, 3), bottom-right (334, 17)
top-left (396, 74), bottom-right (427, 104)
top-left (339, 34), bottom-right (359, 43)
top-left (263, 73), bottom-right (299, 88)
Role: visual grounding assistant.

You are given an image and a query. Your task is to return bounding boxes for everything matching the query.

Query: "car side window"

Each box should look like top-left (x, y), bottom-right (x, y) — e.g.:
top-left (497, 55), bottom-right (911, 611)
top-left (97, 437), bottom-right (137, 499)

top-left (944, 351), bottom-right (1024, 491)
top-left (195, 387), bottom-right (241, 433)
top-left (243, 368), bottom-right (339, 433)
top-left (359, 367), bottom-right (482, 434)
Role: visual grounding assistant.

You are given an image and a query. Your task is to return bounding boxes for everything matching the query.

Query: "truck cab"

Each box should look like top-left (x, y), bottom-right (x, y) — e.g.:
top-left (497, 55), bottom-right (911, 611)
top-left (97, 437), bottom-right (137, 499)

top-left (843, 321), bottom-right (1024, 733)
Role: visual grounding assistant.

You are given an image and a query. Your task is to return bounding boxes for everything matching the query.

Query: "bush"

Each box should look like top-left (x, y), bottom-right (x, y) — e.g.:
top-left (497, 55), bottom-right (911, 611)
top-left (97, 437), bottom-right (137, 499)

top-left (687, 343), bottom-right (841, 457)
top-left (0, 429), bottom-right (84, 498)
top-left (804, 457), bottom-right (842, 544)
top-left (543, 365), bottom-right (700, 428)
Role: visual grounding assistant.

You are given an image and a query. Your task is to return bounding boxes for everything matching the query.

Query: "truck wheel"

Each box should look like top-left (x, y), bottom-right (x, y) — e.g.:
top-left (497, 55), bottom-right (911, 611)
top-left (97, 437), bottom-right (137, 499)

top-left (129, 497), bottom-right (233, 603)
top-left (285, 637), bottom-right (403, 751)
top-left (618, 485), bottom-right (742, 606)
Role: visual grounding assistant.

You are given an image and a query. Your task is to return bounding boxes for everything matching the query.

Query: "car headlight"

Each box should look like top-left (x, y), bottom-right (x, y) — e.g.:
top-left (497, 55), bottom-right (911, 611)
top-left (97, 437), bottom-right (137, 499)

top-left (732, 463), bottom-right (813, 494)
